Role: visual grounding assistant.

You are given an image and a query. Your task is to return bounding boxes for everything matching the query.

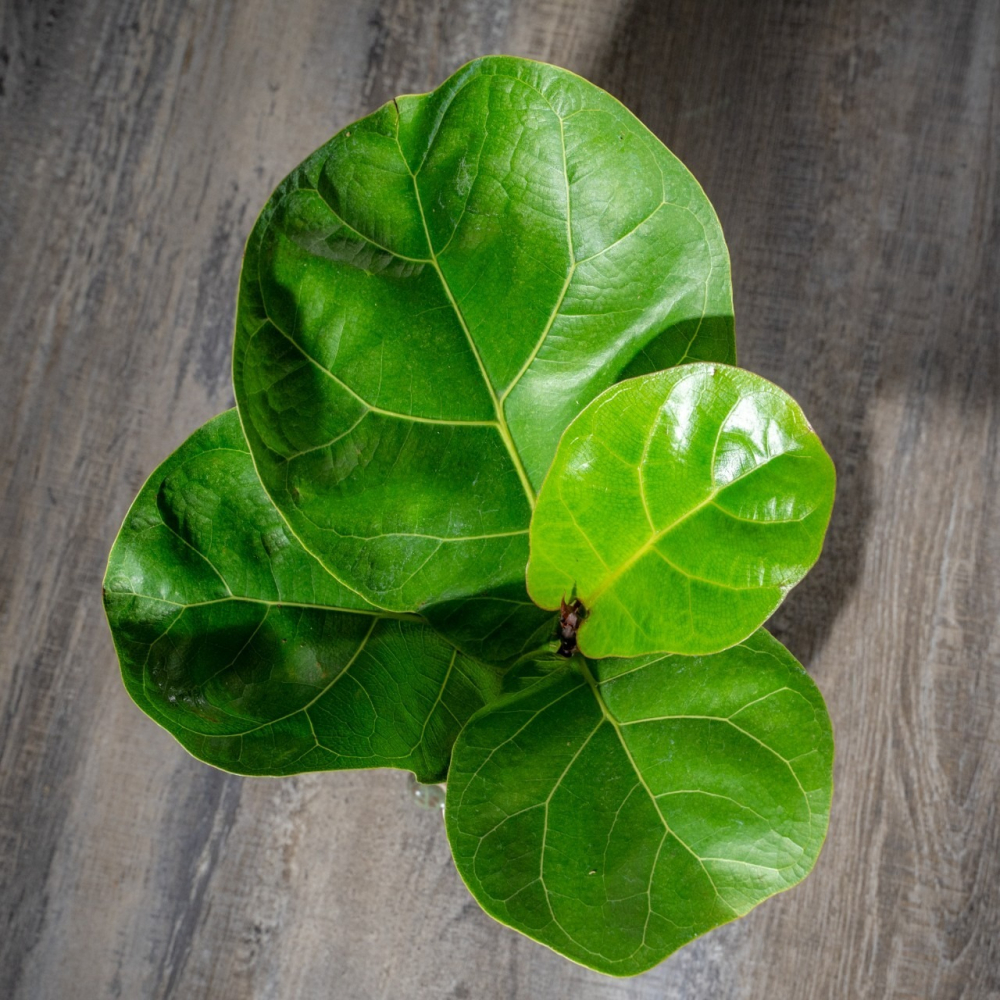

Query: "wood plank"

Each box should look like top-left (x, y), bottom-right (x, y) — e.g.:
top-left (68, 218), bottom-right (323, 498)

top-left (1, 0), bottom-right (997, 997)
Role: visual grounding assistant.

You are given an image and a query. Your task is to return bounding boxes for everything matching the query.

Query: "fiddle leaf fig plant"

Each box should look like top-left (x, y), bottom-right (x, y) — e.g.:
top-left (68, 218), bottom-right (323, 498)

top-left (105, 56), bottom-right (836, 977)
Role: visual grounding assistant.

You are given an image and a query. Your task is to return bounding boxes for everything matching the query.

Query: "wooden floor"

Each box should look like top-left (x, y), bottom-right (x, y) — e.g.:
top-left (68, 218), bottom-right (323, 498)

top-left (2, 1), bottom-right (998, 997)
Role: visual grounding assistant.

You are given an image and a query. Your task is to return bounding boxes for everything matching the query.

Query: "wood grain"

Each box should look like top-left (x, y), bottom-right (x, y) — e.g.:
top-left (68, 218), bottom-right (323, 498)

top-left (1, 0), bottom-right (998, 997)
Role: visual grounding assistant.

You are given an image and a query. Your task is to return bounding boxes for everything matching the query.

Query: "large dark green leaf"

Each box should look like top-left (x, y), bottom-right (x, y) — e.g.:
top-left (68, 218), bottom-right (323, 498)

top-left (233, 55), bottom-right (735, 612)
top-left (528, 364), bottom-right (836, 657)
top-left (103, 411), bottom-right (501, 781)
top-left (446, 629), bottom-right (833, 976)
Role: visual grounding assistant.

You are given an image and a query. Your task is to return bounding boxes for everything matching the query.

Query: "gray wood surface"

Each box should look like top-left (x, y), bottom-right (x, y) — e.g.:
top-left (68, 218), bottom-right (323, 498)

top-left (1, 0), bottom-right (998, 996)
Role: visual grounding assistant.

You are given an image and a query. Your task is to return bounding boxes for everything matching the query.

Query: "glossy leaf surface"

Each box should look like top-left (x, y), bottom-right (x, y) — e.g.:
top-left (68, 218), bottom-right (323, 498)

top-left (233, 55), bottom-right (735, 611)
top-left (446, 629), bottom-right (833, 976)
top-left (103, 411), bottom-right (501, 781)
top-left (528, 364), bottom-right (835, 657)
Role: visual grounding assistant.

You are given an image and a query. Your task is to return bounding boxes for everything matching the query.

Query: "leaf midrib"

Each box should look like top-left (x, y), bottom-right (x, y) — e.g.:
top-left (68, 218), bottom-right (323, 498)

top-left (581, 441), bottom-right (813, 607)
top-left (107, 588), bottom-right (421, 619)
top-left (393, 103), bottom-right (538, 508)
top-left (576, 658), bottom-right (732, 910)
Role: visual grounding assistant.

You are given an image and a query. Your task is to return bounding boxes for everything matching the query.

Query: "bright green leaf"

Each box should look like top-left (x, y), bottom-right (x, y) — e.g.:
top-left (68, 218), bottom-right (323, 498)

top-left (528, 364), bottom-right (835, 657)
top-left (233, 55), bottom-right (735, 612)
top-left (445, 629), bottom-right (833, 976)
top-left (103, 411), bottom-right (502, 782)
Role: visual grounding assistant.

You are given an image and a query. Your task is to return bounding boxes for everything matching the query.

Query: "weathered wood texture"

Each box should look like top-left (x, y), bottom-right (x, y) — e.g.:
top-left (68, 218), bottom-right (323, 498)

top-left (1, 0), bottom-right (998, 996)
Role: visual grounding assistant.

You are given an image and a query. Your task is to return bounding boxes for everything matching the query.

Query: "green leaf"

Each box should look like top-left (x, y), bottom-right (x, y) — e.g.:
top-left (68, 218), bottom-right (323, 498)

top-left (527, 364), bottom-right (835, 657)
top-left (422, 584), bottom-right (558, 668)
top-left (233, 55), bottom-right (735, 612)
top-left (445, 629), bottom-right (833, 976)
top-left (103, 410), bottom-right (502, 782)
